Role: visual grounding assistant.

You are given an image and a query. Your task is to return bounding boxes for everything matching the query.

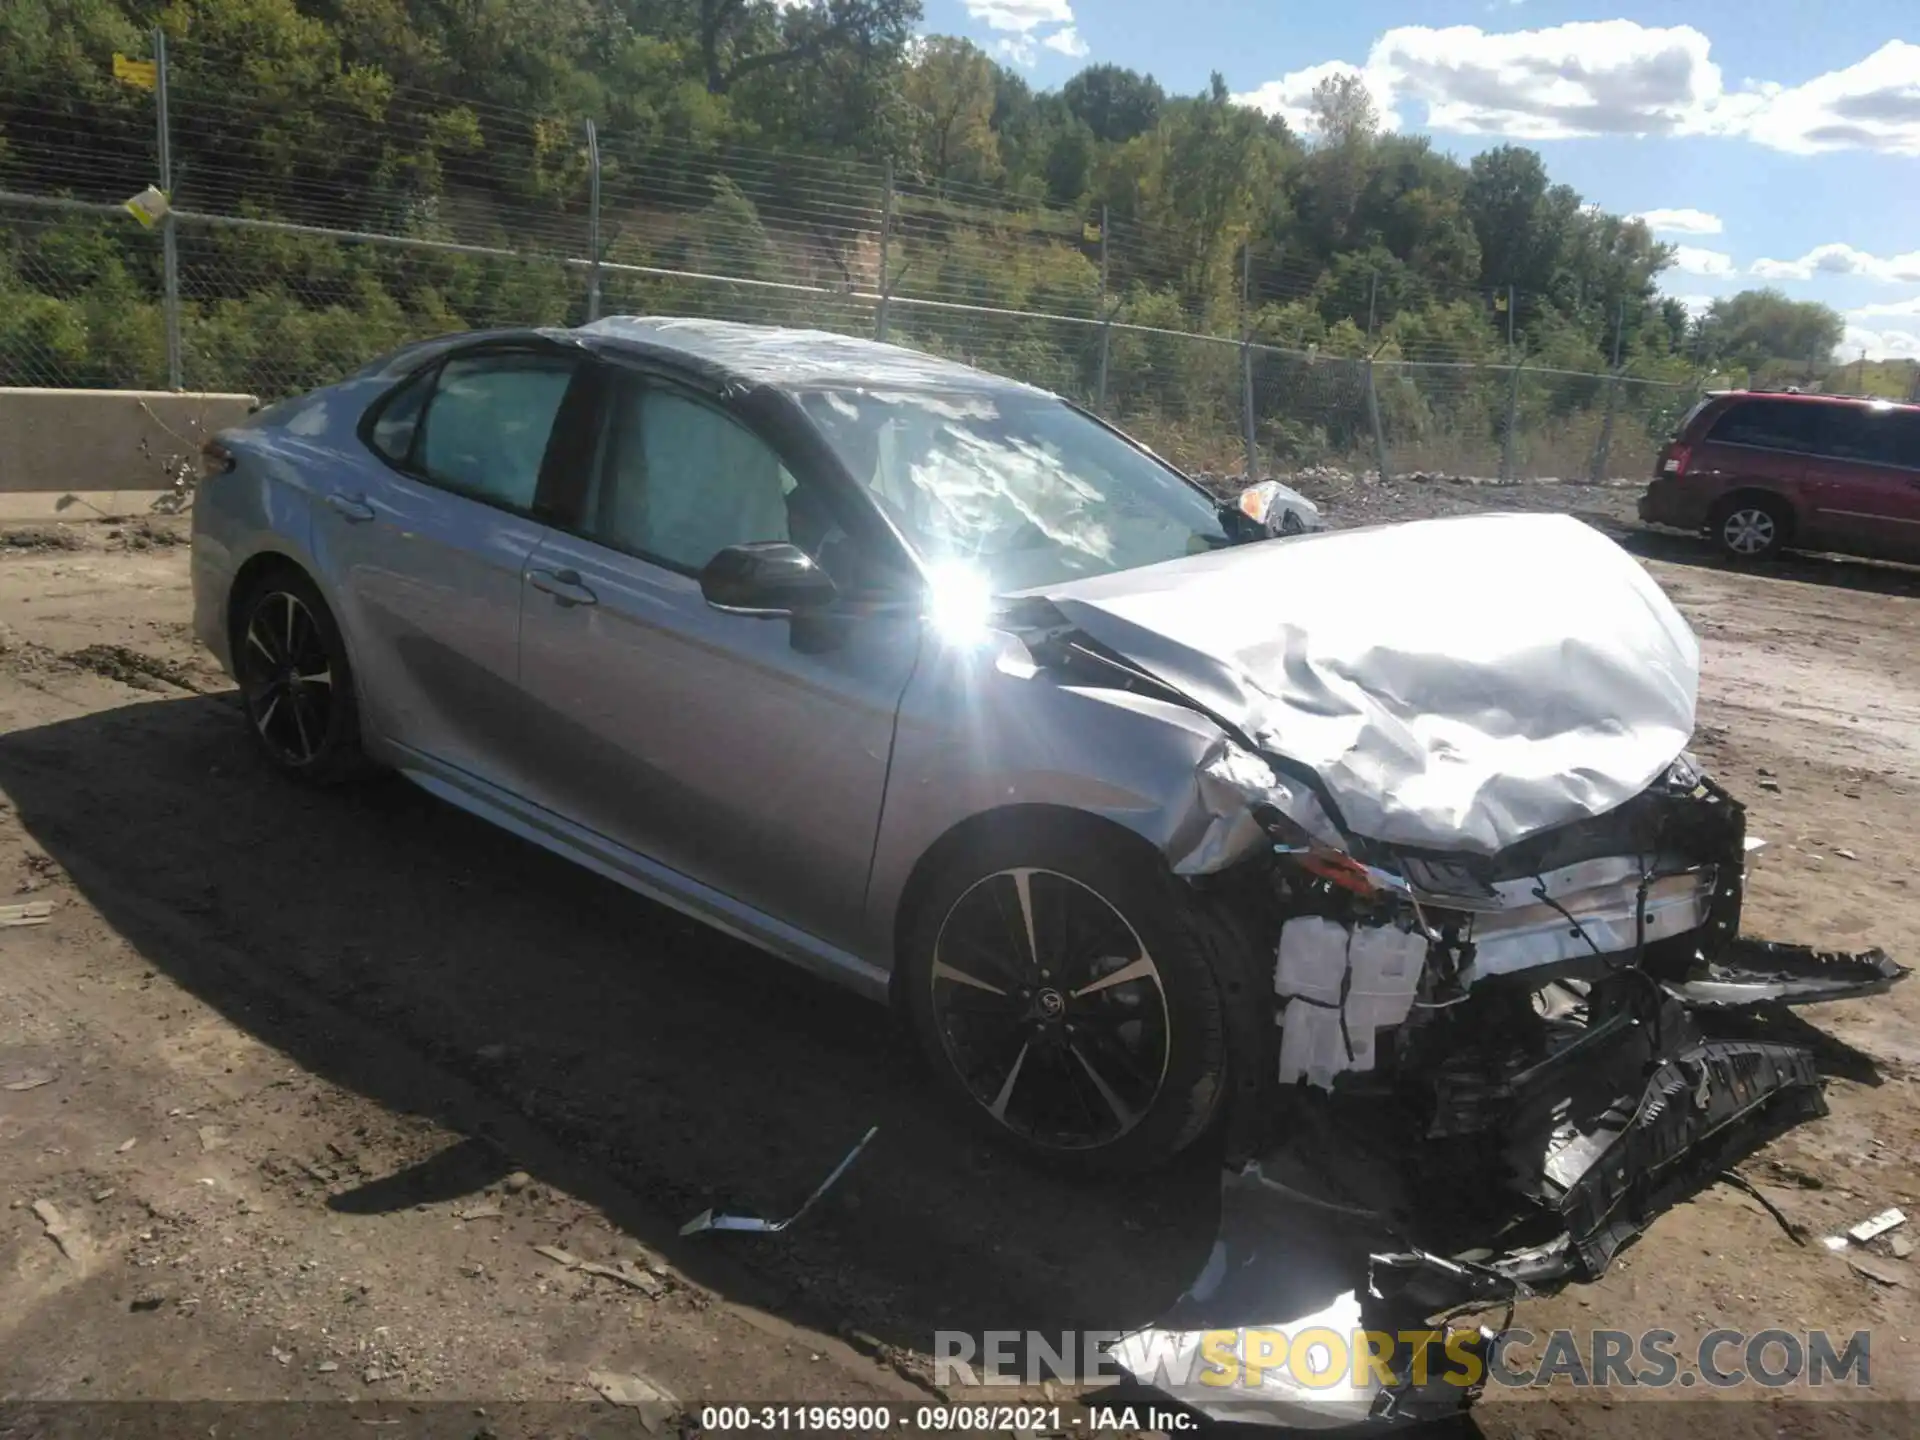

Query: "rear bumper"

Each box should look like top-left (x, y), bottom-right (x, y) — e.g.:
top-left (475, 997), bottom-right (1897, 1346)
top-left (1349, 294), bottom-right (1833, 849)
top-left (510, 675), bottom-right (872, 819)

top-left (1638, 476), bottom-right (1713, 529)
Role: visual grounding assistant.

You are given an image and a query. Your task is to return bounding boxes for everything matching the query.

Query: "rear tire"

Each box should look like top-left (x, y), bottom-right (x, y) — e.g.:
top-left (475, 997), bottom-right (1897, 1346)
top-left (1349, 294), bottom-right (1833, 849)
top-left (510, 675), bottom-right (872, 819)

top-left (1711, 494), bottom-right (1789, 562)
top-left (900, 816), bottom-right (1228, 1174)
top-left (231, 568), bottom-right (369, 785)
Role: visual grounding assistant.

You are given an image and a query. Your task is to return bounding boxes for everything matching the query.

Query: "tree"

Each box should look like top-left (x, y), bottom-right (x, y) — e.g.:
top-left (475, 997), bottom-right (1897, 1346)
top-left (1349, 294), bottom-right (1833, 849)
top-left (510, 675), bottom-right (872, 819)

top-left (1694, 290), bottom-right (1846, 372)
top-left (1061, 64), bottom-right (1163, 145)
top-left (900, 36), bottom-right (1000, 189)
top-left (685, 0), bottom-right (917, 95)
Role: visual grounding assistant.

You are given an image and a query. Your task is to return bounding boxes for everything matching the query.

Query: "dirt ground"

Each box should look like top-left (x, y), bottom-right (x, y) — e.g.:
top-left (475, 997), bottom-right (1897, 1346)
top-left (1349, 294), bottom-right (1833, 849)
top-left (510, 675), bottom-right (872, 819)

top-left (0, 485), bottom-right (1917, 1436)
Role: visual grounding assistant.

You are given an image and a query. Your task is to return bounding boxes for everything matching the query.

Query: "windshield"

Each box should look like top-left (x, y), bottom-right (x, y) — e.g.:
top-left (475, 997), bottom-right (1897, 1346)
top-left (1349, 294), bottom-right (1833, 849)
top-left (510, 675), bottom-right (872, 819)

top-left (796, 388), bottom-right (1232, 591)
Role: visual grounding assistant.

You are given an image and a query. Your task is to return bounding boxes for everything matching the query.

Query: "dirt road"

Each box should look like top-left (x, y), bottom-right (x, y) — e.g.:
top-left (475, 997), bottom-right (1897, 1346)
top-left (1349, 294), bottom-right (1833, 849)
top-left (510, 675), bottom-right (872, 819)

top-left (0, 492), bottom-right (1916, 1433)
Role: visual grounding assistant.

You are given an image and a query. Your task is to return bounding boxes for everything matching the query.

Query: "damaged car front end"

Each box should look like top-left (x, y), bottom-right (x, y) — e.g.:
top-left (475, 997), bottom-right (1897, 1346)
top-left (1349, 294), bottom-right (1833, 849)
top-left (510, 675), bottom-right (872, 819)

top-left (1000, 512), bottom-right (1906, 1425)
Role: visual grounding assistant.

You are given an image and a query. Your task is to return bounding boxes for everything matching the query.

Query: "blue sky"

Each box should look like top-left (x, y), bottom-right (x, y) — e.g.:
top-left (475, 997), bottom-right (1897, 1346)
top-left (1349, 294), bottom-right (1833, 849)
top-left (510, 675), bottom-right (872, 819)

top-left (924, 1), bottom-right (1920, 359)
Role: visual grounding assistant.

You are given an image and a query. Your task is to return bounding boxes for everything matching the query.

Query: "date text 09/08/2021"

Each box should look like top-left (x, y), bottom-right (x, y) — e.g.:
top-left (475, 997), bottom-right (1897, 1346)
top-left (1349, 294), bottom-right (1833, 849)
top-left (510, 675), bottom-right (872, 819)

top-left (696, 1406), bottom-right (1080, 1432)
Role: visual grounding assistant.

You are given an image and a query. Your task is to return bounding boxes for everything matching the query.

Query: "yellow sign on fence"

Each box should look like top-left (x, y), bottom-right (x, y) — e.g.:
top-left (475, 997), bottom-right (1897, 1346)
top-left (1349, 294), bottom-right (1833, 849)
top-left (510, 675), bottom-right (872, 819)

top-left (112, 53), bottom-right (157, 90)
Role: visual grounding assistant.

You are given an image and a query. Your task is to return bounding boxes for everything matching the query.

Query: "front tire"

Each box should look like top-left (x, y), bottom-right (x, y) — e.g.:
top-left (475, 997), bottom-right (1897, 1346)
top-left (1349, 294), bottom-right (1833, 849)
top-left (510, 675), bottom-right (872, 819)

top-left (900, 817), bottom-right (1229, 1174)
top-left (231, 568), bottom-right (368, 785)
top-left (1711, 494), bottom-right (1789, 562)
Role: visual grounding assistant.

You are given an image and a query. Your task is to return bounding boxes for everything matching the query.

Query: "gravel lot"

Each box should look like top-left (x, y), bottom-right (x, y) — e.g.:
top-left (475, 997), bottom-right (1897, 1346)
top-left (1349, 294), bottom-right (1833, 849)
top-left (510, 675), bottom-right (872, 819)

top-left (0, 485), bottom-right (1916, 1435)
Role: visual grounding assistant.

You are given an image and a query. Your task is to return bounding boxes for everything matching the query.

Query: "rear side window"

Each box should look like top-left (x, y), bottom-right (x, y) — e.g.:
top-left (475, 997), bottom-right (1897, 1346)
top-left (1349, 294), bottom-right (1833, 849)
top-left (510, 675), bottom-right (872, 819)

top-left (414, 353), bottom-right (577, 510)
top-left (1706, 400), bottom-right (1822, 453)
top-left (368, 368), bottom-right (431, 464)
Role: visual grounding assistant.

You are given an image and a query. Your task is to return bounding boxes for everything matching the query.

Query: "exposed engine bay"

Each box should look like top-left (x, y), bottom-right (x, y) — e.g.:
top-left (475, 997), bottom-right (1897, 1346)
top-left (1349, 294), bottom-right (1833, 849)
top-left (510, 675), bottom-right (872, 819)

top-left (1121, 756), bottom-right (1905, 1425)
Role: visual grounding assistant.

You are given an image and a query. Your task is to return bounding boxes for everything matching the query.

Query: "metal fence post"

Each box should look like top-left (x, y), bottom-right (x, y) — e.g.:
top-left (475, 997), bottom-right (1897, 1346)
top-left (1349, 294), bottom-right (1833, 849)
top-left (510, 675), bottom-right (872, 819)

top-left (153, 27), bottom-right (181, 391)
top-left (1589, 299), bottom-right (1625, 484)
top-left (584, 119), bottom-right (602, 323)
top-left (1364, 356), bottom-right (1391, 484)
top-left (1240, 245), bottom-right (1257, 482)
top-left (1499, 358), bottom-right (1522, 484)
top-left (874, 158), bottom-right (894, 342)
top-left (1094, 204), bottom-right (1110, 411)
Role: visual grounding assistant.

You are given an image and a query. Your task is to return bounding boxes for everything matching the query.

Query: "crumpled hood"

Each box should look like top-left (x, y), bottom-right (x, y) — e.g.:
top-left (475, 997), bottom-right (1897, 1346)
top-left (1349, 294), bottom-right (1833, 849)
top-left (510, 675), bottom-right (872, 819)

top-left (1039, 512), bottom-right (1699, 855)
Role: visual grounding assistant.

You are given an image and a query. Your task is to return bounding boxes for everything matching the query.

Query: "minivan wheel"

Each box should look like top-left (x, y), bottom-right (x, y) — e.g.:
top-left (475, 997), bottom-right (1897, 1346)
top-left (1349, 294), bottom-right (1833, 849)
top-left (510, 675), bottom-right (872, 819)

top-left (232, 569), bottom-right (368, 784)
top-left (901, 819), bottom-right (1228, 1174)
top-left (1712, 496), bottom-right (1788, 562)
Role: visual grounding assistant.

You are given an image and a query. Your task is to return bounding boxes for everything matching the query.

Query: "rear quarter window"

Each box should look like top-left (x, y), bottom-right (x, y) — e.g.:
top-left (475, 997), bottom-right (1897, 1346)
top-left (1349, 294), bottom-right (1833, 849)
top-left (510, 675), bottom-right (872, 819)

top-left (1705, 399), bottom-right (1822, 454)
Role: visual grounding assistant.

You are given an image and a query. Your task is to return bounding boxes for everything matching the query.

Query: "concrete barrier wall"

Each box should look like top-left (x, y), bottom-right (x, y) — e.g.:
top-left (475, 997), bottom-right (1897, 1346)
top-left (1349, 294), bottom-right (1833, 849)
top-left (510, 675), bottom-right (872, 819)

top-left (0, 388), bottom-right (258, 520)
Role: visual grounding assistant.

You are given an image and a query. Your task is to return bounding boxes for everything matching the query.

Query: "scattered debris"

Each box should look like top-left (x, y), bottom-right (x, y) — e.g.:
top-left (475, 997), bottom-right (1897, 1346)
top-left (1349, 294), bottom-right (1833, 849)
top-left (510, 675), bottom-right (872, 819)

top-left (531, 1244), bottom-right (582, 1269)
top-left (1757, 778), bottom-right (1781, 793)
top-left (31, 1199), bottom-right (83, 1262)
top-left (1835, 848), bottom-right (1859, 861)
top-left (91, 1188), bottom-right (115, 1203)
top-left (271, 1347), bottom-right (293, 1367)
top-left (316, 1361), bottom-right (340, 1373)
top-left (587, 1368), bottom-right (679, 1430)
top-left (577, 1258), bottom-right (667, 1298)
top-left (1847, 1207), bottom-right (1906, 1244)
top-left (502, 1171), bottom-right (532, 1194)
top-left (363, 1365), bottom-right (389, 1384)
top-left (1893, 1235), bottom-right (1914, 1260)
top-left (115, 1138), bottom-right (137, 1153)
top-left (1719, 1170), bottom-right (1807, 1246)
top-left (2, 1068), bottom-right (54, 1091)
top-left (1822, 1235), bottom-right (1850, 1252)
top-left (681, 1126), bottom-right (878, 1236)
top-left (198, 1125), bottom-right (230, 1152)
top-left (0, 901), bottom-right (53, 927)
top-left (455, 1203), bottom-right (502, 1222)
top-left (1847, 1254), bottom-right (1909, 1287)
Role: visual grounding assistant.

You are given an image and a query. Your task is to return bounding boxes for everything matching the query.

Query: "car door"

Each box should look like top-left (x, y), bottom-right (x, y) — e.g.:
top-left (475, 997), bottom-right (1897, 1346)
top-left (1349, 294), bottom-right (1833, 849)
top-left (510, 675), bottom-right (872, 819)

top-left (313, 343), bottom-right (585, 796)
top-left (1801, 404), bottom-right (1920, 560)
top-left (514, 366), bottom-right (924, 954)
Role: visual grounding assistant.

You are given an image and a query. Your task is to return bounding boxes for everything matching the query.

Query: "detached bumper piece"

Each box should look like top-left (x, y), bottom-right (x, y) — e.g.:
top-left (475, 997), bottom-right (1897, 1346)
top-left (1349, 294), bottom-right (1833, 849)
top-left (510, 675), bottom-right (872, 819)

top-left (1667, 939), bottom-right (1908, 1009)
top-left (1505, 1021), bottom-right (1825, 1286)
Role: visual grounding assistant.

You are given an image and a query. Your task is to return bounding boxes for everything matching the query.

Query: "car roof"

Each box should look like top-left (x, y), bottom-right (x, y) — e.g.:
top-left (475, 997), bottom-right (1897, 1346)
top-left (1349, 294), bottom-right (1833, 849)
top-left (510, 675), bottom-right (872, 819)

top-left (1708, 388), bottom-right (1920, 414)
top-left (571, 316), bottom-right (1048, 398)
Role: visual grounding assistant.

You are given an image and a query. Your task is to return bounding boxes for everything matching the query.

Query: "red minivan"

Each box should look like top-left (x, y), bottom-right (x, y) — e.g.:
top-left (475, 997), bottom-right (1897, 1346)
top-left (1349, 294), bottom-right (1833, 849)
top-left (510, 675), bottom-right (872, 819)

top-left (1639, 390), bottom-right (1920, 563)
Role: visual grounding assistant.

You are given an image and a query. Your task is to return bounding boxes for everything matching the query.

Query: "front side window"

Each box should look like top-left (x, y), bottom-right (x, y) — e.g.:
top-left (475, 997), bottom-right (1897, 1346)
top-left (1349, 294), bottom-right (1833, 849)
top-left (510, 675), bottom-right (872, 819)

top-left (584, 380), bottom-right (800, 573)
top-left (796, 389), bottom-right (1231, 592)
top-left (413, 352), bottom-right (577, 510)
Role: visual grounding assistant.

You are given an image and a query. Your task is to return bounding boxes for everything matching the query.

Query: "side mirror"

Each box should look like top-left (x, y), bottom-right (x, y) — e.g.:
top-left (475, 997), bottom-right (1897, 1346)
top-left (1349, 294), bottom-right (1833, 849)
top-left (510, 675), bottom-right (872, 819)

top-left (1235, 479), bottom-right (1316, 538)
top-left (699, 542), bottom-right (837, 616)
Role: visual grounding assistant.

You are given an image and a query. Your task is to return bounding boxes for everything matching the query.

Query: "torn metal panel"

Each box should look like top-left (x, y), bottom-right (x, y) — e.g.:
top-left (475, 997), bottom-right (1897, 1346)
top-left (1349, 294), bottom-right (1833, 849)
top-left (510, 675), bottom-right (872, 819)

top-left (1041, 512), bottom-right (1699, 855)
top-left (1109, 1166), bottom-right (1482, 1428)
top-left (1170, 739), bottom-right (1344, 875)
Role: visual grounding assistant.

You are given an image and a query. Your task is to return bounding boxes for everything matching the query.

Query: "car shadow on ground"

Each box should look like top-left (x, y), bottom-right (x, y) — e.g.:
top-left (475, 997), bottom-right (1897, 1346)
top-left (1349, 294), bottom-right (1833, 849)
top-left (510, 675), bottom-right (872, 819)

top-left (1620, 527), bottom-right (1920, 599)
top-left (0, 692), bottom-right (1223, 1368)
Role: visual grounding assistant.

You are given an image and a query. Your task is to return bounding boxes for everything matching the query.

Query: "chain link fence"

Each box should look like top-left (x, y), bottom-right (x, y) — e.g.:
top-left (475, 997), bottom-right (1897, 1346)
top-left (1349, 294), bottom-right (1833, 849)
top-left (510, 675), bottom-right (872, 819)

top-left (2, 30), bottom-right (1707, 489)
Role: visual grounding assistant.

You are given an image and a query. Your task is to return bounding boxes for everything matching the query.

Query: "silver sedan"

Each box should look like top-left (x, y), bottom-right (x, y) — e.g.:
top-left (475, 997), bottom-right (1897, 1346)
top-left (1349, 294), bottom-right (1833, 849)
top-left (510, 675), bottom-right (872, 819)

top-left (193, 317), bottom-right (1900, 1197)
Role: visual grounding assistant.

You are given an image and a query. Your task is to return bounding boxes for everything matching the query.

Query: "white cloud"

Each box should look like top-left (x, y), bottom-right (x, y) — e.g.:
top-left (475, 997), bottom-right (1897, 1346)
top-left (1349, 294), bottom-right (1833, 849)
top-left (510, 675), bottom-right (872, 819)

top-left (994, 35), bottom-right (1037, 67)
top-left (965, 0), bottom-right (1083, 67)
top-left (1231, 61), bottom-right (1401, 136)
top-left (1750, 243), bottom-right (1920, 284)
top-left (1667, 293), bottom-right (1719, 317)
top-left (1368, 21), bottom-right (1733, 139)
top-left (1739, 41), bottom-right (1920, 156)
top-left (1230, 25), bottom-right (1920, 156)
top-left (1843, 324), bottom-right (1920, 361)
top-left (965, 0), bottom-right (1073, 29)
top-left (1671, 246), bottom-right (1737, 278)
top-left (1634, 207), bottom-right (1723, 236)
top-left (1042, 25), bottom-right (1089, 60)
top-left (1849, 295), bottom-right (1920, 320)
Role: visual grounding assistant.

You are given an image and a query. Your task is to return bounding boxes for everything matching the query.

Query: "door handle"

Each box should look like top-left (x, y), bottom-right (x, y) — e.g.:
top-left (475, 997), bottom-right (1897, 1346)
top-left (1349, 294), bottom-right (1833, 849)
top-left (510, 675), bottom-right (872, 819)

top-left (528, 568), bottom-right (598, 607)
top-left (325, 492), bottom-right (376, 523)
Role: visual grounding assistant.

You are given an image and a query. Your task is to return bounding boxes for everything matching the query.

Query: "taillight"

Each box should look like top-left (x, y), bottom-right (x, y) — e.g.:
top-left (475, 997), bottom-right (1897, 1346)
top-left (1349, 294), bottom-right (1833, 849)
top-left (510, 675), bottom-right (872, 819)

top-left (1661, 442), bottom-right (1692, 477)
top-left (199, 438), bottom-right (235, 482)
